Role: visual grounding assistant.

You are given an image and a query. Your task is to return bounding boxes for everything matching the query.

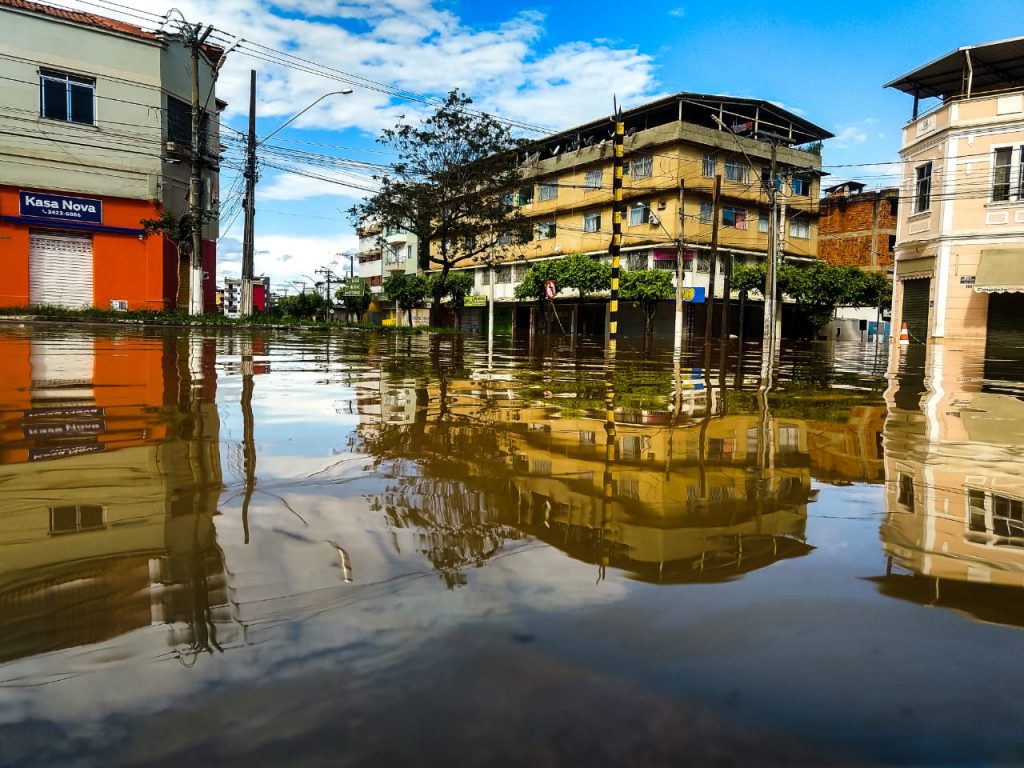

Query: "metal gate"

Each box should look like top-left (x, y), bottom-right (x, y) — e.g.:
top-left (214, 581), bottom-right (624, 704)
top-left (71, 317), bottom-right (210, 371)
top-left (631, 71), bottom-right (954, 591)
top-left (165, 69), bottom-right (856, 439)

top-left (900, 279), bottom-right (930, 344)
top-left (29, 230), bottom-right (94, 308)
top-left (984, 293), bottom-right (1024, 384)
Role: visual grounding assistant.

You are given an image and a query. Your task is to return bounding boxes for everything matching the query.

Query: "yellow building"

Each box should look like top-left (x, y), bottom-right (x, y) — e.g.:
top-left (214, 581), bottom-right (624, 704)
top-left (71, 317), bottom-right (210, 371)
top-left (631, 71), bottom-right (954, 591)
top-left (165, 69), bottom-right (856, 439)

top-left (449, 93), bottom-right (832, 319)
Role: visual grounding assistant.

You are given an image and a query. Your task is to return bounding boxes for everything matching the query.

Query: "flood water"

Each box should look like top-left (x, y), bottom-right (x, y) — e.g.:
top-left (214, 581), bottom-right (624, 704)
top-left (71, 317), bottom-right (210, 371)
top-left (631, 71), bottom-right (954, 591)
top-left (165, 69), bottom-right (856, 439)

top-left (1, 324), bottom-right (1023, 767)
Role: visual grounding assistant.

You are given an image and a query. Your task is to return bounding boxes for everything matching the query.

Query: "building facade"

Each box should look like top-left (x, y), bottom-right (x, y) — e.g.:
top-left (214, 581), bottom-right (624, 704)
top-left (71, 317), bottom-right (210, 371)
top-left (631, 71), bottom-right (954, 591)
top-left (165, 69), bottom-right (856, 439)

top-left (0, 0), bottom-right (223, 312)
top-left (222, 275), bottom-right (269, 317)
top-left (818, 181), bottom-right (898, 270)
top-left (438, 94), bottom-right (832, 318)
top-left (887, 38), bottom-right (1024, 353)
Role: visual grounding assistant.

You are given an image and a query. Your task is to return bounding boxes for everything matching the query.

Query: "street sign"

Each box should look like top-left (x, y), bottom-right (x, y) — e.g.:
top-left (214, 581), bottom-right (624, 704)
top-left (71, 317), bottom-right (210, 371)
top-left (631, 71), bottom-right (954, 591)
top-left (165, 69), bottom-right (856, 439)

top-left (339, 277), bottom-right (367, 296)
top-left (19, 190), bottom-right (102, 224)
top-left (544, 279), bottom-right (557, 300)
top-left (463, 295), bottom-right (487, 307)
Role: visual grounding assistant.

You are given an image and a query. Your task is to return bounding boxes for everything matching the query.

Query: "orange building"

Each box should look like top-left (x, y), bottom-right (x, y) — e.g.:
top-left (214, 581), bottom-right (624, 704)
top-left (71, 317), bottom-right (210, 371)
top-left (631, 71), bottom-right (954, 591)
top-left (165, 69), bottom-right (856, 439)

top-left (0, 0), bottom-right (223, 312)
top-left (818, 181), bottom-right (899, 271)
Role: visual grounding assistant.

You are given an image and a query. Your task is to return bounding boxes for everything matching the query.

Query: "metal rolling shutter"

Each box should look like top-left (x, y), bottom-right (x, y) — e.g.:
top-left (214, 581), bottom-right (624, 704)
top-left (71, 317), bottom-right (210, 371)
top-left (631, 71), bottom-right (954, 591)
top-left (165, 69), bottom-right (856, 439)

top-left (900, 279), bottom-right (930, 344)
top-left (984, 293), bottom-right (1024, 384)
top-left (29, 230), bottom-right (94, 308)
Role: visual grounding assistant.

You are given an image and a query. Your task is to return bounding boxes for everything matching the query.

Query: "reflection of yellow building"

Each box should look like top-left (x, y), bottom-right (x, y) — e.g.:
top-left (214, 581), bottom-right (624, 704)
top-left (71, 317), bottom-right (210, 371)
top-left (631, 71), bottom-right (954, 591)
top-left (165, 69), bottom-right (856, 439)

top-left (879, 344), bottom-right (1024, 624)
top-left (0, 331), bottom-right (228, 663)
top-left (359, 369), bottom-right (885, 583)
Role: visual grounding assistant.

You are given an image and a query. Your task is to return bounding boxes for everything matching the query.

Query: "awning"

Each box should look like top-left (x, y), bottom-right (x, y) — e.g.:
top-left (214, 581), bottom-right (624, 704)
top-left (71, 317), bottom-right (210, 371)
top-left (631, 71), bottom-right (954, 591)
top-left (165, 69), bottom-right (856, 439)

top-left (896, 256), bottom-right (935, 279)
top-left (975, 249), bottom-right (1024, 293)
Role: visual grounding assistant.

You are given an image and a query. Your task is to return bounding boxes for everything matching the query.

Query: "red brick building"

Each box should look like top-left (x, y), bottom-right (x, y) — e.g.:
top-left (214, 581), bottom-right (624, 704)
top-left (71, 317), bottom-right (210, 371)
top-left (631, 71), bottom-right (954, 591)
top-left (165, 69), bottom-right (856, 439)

top-left (818, 182), bottom-right (898, 271)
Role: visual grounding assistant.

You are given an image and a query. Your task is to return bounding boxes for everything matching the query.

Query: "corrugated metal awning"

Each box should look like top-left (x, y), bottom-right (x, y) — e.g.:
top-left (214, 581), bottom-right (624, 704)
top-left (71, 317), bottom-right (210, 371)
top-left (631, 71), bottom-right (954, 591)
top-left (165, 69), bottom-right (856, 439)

top-left (896, 256), bottom-right (935, 279)
top-left (975, 248), bottom-right (1024, 293)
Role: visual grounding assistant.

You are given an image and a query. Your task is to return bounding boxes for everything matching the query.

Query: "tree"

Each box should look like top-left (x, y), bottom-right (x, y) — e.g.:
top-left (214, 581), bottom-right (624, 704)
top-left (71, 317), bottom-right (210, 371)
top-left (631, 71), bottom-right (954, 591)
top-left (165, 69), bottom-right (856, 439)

top-left (336, 280), bottom-right (371, 322)
top-left (731, 261), bottom-right (894, 338)
top-left (620, 269), bottom-right (674, 337)
top-left (428, 270), bottom-right (475, 327)
top-left (556, 253), bottom-right (611, 302)
top-left (140, 209), bottom-right (211, 261)
top-left (353, 90), bottom-right (529, 326)
top-left (383, 273), bottom-right (428, 326)
top-left (514, 260), bottom-right (559, 303)
top-left (273, 290), bottom-right (328, 321)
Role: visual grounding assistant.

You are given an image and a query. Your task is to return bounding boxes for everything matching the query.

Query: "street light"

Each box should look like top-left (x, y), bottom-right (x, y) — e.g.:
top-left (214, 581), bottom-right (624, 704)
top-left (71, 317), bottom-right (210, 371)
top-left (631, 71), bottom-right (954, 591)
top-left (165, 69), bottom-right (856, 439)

top-left (239, 87), bottom-right (354, 317)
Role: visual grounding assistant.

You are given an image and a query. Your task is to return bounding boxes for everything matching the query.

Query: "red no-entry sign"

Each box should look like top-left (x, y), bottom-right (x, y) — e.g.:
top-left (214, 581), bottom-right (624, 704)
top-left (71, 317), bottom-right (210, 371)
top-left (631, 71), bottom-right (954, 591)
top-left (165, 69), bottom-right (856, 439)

top-left (544, 279), bottom-right (557, 300)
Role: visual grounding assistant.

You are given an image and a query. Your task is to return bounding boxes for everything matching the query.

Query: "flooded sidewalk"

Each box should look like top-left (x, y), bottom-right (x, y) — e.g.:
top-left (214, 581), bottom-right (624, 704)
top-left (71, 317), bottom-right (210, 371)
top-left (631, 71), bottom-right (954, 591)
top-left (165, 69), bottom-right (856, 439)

top-left (0, 325), bottom-right (1022, 766)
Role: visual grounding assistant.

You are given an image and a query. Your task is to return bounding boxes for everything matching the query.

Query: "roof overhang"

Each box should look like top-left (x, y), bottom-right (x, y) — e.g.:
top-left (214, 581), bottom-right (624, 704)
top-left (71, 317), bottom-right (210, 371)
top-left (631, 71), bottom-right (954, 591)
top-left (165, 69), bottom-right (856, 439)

top-left (975, 248), bottom-right (1024, 293)
top-left (886, 37), bottom-right (1024, 100)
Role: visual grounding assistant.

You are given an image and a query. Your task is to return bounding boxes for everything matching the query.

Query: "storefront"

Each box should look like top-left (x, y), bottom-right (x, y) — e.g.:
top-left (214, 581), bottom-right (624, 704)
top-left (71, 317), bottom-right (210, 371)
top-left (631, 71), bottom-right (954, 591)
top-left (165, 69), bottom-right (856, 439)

top-left (0, 185), bottom-right (215, 311)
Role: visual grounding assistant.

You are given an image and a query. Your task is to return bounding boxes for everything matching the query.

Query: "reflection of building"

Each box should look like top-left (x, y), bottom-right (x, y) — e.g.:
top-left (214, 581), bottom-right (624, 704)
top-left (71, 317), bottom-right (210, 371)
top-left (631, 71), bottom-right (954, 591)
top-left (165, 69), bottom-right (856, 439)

top-left (0, 331), bottom-right (230, 662)
top-left (879, 343), bottom-right (1024, 625)
top-left (357, 363), bottom-right (886, 584)
top-left (0, 0), bottom-right (224, 312)
top-left (887, 39), bottom-right (1024, 355)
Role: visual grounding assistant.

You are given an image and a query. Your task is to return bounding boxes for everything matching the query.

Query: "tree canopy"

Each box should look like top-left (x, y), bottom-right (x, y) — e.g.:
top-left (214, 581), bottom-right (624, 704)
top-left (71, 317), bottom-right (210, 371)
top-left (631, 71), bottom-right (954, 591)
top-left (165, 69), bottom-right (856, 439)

top-left (620, 269), bottom-right (675, 336)
top-left (271, 290), bottom-right (329, 321)
top-left (352, 90), bottom-right (529, 324)
top-left (732, 261), bottom-right (892, 333)
top-left (513, 254), bottom-right (610, 302)
top-left (383, 273), bottom-right (429, 325)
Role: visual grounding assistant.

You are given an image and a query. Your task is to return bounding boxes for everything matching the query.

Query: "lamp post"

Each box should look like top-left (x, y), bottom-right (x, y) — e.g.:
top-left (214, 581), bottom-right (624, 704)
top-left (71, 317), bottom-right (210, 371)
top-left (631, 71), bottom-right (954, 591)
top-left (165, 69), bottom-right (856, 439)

top-left (240, 86), bottom-right (354, 317)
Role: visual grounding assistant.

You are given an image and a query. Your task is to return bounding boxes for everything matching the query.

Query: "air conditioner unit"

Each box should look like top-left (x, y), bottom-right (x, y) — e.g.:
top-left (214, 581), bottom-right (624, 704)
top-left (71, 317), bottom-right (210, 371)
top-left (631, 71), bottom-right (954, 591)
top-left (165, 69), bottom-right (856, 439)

top-left (649, 214), bottom-right (660, 226)
top-left (110, 299), bottom-right (128, 312)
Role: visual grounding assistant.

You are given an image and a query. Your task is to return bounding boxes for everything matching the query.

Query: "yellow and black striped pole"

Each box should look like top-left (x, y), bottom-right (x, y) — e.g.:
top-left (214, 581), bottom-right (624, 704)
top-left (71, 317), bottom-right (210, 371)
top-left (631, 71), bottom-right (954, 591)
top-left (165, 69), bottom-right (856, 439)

top-left (607, 109), bottom-right (624, 355)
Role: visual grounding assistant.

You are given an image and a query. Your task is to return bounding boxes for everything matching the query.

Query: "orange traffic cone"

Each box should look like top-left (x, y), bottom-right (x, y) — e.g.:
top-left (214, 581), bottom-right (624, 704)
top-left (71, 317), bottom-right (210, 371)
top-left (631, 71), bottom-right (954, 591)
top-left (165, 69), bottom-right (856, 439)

top-left (899, 322), bottom-right (910, 345)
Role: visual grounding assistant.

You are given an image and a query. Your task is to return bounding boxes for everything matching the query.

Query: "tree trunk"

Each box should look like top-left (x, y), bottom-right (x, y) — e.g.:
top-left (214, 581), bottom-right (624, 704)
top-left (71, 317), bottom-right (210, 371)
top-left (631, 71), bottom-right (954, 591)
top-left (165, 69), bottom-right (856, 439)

top-left (407, 306), bottom-right (413, 326)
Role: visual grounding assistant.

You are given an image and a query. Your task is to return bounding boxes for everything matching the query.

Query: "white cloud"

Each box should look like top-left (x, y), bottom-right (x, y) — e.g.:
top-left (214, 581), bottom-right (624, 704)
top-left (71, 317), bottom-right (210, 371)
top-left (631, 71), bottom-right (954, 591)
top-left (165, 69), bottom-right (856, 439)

top-left (830, 118), bottom-right (878, 150)
top-left (218, 233), bottom-right (359, 287)
top-left (668, 7), bottom-right (685, 17)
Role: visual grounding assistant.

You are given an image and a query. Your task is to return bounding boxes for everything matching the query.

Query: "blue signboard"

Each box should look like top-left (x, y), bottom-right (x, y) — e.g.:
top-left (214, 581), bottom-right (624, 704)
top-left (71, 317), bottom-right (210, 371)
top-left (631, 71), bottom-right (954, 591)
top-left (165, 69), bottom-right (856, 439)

top-left (682, 286), bottom-right (706, 304)
top-left (19, 191), bottom-right (103, 224)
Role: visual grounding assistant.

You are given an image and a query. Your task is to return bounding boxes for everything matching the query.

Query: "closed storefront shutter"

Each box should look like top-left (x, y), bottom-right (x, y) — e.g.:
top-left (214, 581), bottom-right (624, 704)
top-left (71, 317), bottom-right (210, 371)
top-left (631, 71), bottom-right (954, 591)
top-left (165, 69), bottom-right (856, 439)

top-left (984, 293), bottom-right (1024, 385)
top-left (900, 279), bottom-right (930, 344)
top-left (29, 230), bottom-right (94, 308)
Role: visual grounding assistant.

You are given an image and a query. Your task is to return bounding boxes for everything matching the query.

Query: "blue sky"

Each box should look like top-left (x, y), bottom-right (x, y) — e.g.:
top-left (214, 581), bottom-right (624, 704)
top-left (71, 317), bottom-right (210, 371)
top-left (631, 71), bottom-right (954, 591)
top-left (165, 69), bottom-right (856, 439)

top-left (64, 0), bottom-right (1024, 289)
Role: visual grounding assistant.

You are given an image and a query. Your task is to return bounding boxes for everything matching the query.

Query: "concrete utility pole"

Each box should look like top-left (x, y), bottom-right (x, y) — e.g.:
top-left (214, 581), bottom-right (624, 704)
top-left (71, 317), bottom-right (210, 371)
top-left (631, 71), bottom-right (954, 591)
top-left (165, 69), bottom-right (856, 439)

top-left (189, 22), bottom-right (214, 316)
top-left (673, 179), bottom-right (685, 356)
top-left (606, 107), bottom-right (625, 356)
top-left (240, 69), bottom-right (257, 317)
top-left (703, 174), bottom-right (722, 346)
top-left (761, 142), bottom-right (781, 382)
top-left (316, 266), bottom-right (335, 319)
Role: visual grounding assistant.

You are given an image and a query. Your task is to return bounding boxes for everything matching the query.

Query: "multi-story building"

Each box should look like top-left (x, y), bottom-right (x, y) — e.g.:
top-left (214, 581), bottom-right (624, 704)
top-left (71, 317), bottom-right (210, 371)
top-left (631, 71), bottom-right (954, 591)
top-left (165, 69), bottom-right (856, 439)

top-left (356, 218), bottom-right (420, 324)
top-left (818, 181), bottom-right (899, 270)
top-left (0, 0), bottom-right (224, 312)
top-left (222, 275), bottom-right (269, 317)
top-left (449, 93), bottom-right (832, 331)
top-left (886, 38), bottom-right (1024, 355)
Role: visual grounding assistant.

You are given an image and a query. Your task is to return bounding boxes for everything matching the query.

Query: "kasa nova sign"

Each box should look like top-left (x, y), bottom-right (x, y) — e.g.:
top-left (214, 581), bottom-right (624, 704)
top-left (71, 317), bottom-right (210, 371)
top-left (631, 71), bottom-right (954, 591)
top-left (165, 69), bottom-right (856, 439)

top-left (20, 191), bottom-right (103, 225)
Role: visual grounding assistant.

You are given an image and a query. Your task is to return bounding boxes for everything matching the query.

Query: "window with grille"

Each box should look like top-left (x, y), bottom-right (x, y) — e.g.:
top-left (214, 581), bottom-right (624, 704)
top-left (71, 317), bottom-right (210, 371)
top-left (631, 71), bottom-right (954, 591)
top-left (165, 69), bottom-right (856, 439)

top-left (496, 266), bottom-right (513, 283)
top-left (629, 202), bottom-right (651, 226)
top-left (40, 70), bottom-right (95, 125)
top-left (702, 154), bottom-right (715, 177)
top-left (625, 251), bottom-right (649, 271)
top-left (585, 168), bottom-right (603, 189)
top-left (535, 219), bottom-right (556, 239)
top-left (724, 159), bottom-right (748, 183)
top-left (630, 155), bottom-right (653, 179)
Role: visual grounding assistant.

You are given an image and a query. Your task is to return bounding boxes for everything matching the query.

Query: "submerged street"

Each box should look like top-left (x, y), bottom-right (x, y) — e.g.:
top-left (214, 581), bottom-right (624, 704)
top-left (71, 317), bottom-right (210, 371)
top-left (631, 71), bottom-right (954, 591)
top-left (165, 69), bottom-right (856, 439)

top-left (1, 325), bottom-right (1023, 766)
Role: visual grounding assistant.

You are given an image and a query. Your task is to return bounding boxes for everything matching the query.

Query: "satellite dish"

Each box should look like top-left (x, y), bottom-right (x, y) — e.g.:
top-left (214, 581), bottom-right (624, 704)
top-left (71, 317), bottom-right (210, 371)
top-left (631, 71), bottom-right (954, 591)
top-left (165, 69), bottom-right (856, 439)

top-left (626, 127), bottom-right (637, 137)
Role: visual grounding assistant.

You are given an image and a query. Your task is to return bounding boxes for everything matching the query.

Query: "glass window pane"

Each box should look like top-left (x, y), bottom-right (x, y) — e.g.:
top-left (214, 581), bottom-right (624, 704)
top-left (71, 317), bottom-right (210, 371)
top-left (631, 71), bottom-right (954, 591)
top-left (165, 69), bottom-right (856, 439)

top-left (69, 82), bottom-right (94, 124)
top-left (42, 77), bottom-right (68, 121)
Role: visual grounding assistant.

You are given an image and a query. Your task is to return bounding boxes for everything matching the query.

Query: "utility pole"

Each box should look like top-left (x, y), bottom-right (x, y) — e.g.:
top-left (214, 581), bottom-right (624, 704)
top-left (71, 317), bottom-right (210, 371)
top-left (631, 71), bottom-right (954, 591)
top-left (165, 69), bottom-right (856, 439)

top-left (607, 107), bottom-right (624, 356)
top-left (762, 141), bottom-right (779, 379)
top-left (188, 22), bottom-right (214, 316)
top-left (703, 174), bottom-right (722, 346)
top-left (240, 69), bottom-right (257, 317)
top-left (316, 266), bottom-right (335, 320)
top-left (673, 179), bottom-right (685, 356)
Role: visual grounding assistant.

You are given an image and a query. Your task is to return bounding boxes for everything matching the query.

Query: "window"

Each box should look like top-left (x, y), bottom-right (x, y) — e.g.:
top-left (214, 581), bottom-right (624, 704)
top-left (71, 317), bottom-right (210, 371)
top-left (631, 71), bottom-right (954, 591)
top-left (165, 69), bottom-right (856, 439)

top-left (517, 186), bottom-right (534, 206)
top-left (621, 435), bottom-right (650, 459)
top-left (887, 234), bottom-right (896, 254)
top-left (914, 161), bottom-right (932, 213)
top-left (502, 191), bottom-right (515, 208)
top-left (758, 213), bottom-right (769, 233)
top-left (778, 425), bottom-right (800, 454)
top-left (968, 488), bottom-right (987, 533)
top-left (898, 473), bottom-right (915, 511)
top-left (630, 155), bottom-right (653, 179)
top-left (514, 263), bottom-right (528, 281)
top-left (583, 210), bottom-right (602, 233)
top-left (724, 159), bottom-right (748, 183)
top-left (789, 219), bottom-right (810, 238)
top-left (480, 268), bottom-right (490, 286)
top-left (578, 430), bottom-right (596, 447)
top-left (697, 252), bottom-right (711, 272)
top-left (791, 176), bottom-right (810, 196)
top-left (702, 154), bottom-right (716, 177)
top-left (167, 96), bottom-right (209, 149)
top-left (538, 182), bottom-right (558, 201)
top-left (40, 70), bottom-right (95, 125)
top-left (992, 147), bottom-right (1013, 201)
top-left (625, 251), bottom-right (649, 271)
top-left (497, 230), bottom-right (515, 246)
top-left (629, 202), bottom-right (651, 226)
top-left (992, 494), bottom-right (1024, 539)
top-left (700, 201), bottom-right (713, 224)
top-left (722, 207), bottom-right (746, 229)
top-left (535, 219), bottom-right (556, 239)
top-left (50, 504), bottom-right (104, 534)
top-left (585, 168), bottom-right (603, 190)
top-left (654, 258), bottom-right (676, 271)
top-left (496, 266), bottom-right (513, 283)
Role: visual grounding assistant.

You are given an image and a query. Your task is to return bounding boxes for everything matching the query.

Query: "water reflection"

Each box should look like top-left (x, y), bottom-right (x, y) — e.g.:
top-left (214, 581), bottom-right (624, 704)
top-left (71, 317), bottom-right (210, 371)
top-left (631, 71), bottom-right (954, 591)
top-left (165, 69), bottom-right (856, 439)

top-left (878, 343), bottom-right (1024, 626)
top-left (0, 330), bottom-right (228, 665)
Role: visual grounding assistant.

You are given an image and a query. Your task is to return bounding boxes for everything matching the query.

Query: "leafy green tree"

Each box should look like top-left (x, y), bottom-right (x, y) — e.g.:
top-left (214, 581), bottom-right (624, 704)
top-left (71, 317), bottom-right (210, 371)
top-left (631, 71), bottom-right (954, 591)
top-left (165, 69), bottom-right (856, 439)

top-left (353, 90), bottom-right (529, 326)
top-left (428, 270), bottom-right (475, 326)
top-left (514, 260), bottom-right (559, 303)
top-left (731, 261), bottom-right (894, 337)
top-left (620, 269), bottom-right (674, 337)
top-left (273, 290), bottom-right (328, 321)
top-left (555, 252), bottom-right (611, 302)
top-left (383, 273), bottom-right (429, 326)
top-left (336, 281), bottom-right (371, 321)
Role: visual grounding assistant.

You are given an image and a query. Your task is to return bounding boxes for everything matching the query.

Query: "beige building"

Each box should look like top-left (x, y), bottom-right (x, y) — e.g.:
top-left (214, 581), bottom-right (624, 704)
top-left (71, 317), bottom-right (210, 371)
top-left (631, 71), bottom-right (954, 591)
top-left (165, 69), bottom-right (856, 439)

top-left (450, 94), bottom-right (832, 320)
top-left (886, 38), bottom-right (1024, 360)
